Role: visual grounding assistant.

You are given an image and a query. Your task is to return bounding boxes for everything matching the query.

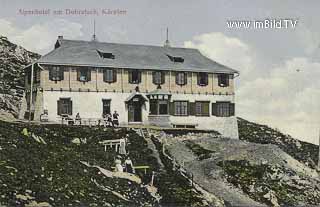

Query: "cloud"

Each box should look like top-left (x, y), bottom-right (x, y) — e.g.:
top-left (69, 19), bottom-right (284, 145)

top-left (0, 19), bottom-right (83, 54)
top-left (184, 32), bottom-right (256, 78)
top-left (184, 32), bottom-right (320, 144)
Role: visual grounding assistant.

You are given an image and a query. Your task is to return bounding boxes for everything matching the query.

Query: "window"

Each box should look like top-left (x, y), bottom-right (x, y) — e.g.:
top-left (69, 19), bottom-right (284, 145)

top-left (49, 66), bottom-right (64, 81)
top-left (150, 100), bottom-right (158, 115)
top-left (218, 74), bottom-right (230, 87)
top-left (77, 68), bottom-right (91, 82)
top-left (129, 70), bottom-right (141, 84)
top-left (102, 99), bottom-right (111, 115)
top-left (167, 54), bottom-right (184, 63)
top-left (175, 72), bottom-right (187, 86)
top-left (212, 102), bottom-right (235, 117)
top-left (97, 50), bottom-right (115, 59)
top-left (103, 69), bottom-right (117, 83)
top-left (195, 101), bottom-right (210, 116)
top-left (149, 100), bottom-right (168, 115)
top-left (152, 71), bottom-right (165, 85)
top-left (174, 101), bottom-right (188, 116)
top-left (197, 72), bottom-right (208, 86)
top-left (57, 98), bottom-right (72, 115)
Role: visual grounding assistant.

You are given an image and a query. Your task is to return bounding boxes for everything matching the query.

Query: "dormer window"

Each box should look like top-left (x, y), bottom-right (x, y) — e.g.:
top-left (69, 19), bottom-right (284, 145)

top-left (77, 68), bottom-right (91, 82)
top-left (167, 54), bottom-right (184, 63)
top-left (218, 74), bottom-right (229, 87)
top-left (197, 72), bottom-right (208, 86)
top-left (97, 50), bottom-right (115, 59)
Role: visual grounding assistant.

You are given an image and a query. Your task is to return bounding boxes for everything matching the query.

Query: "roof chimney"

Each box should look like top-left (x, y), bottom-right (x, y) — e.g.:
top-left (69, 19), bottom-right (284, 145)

top-left (58, 35), bottom-right (63, 40)
top-left (164, 27), bottom-right (171, 47)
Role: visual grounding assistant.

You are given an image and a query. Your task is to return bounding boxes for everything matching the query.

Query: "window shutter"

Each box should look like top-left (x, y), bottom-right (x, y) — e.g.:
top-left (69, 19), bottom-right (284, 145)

top-left (77, 69), bottom-right (80, 81)
top-left (175, 72), bottom-right (179, 85)
top-left (230, 103), bottom-right (235, 116)
top-left (203, 102), bottom-right (209, 116)
top-left (128, 70), bottom-right (132, 83)
top-left (204, 73), bottom-right (208, 85)
top-left (184, 72), bottom-right (187, 85)
top-left (103, 70), bottom-right (107, 82)
top-left (57, 100), bottom-right (61, 115)
top-left (152, 71), bottom-right (156, 84)
top-left (197, 73), bottom-right (200, 85)
top-left (113, 70), bottom-right (117, 82)
top-left (138, 71), bottom-right (141, 83)
top-left (189, 102), bottom-right (195, 116)
top-left (60, 67), bottom-right (64, 80)
top-left (226, 75), bottom-right (229, 86)
top-left (169, 102), bottom-right (175, 115)
top-left (35, 69), bottom-right (40, 83)
top-left (49, 67), bottom-right (53, 81)
top-left (212, 103), bottom-right (218, 116)
top-left (87, 69), bottom-right (91, 81)
top-left (69, 100), bottom-right (73, 115)
top-left (161, 71), bottom-right (165, 84)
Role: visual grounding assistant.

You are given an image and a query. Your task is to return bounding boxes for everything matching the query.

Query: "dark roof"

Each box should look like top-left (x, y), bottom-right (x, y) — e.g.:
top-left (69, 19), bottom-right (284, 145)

top-left (36, 39), bottom-right (238, 74)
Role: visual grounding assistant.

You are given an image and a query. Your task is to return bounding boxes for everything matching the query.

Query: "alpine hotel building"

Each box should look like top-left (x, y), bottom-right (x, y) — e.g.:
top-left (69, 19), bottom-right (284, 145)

top-left (20, 36), bottom-right (239, 139)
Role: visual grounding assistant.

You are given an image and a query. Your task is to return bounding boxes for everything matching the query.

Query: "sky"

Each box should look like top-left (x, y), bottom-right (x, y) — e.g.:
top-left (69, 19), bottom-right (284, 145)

top-left (0, 0), bottom-right (319, 144)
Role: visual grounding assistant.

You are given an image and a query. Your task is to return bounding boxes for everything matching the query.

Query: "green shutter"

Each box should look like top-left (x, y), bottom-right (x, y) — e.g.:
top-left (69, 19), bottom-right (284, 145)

top-left (212, 102), bottom-right (218, 116)
top-left (152, 71), bottom-right (156, 84)
top-left (184, 72), bottom-right (188, 85)
top-left (138, 71), bottom-right (142, 83)
top-left (103, 69), bottom-right (106, 82)
top-left (230, 103), bottom-right (235, 116)
top-left (57, 100), bottom-right (61, 115)
top-left (169, 102), bottom-right (175, 115)
top-left (189, 102), bottom-right (195, 116)
top-left (49, 67), bottom-right (53, 81)
top-left (69, 100), bottom-right (73, 115)
top-left (204, 73), bottom-right (208, 86)
top-left (128, 70), bottom-right (132, 83)
top-left (161, 71), bottom-right (165, 84)
top-left (175, 72), bottom-right (179, 85)
top-left (77, 69), bottom-right (80, 81)
top-left (87, 69), bottom-right (91, 81)
top-left (113, 69), bottom-right (117, 82)
top-left (60, 67), bottom-right (64, 80)
top-left (203, 102), bottom-right (209, 116)
top-left (197, 73), bottom-right (200, 85)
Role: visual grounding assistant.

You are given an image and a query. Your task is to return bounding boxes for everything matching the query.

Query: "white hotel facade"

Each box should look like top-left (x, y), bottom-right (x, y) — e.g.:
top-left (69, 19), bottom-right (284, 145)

top-left (20, 36), bottom-right (239, 139)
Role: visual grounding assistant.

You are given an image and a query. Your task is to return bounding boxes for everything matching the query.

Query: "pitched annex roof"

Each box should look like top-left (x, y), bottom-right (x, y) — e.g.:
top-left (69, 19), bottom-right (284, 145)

top-left (37, 39), bottom-right (238, 74)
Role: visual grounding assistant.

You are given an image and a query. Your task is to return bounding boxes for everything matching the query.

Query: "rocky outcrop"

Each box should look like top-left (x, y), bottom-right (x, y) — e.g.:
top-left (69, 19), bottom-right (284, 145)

top-left (158, 131), bottom-right (320, 206)
top-left (238, 117), bottom-right (318, 169)
top-left (0, 36), bottom-right (40, 117)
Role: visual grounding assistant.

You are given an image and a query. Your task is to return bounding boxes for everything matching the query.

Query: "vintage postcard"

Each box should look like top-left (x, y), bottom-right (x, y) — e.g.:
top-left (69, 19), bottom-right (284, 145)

top-left (0, 0), bottom-right (319, 206)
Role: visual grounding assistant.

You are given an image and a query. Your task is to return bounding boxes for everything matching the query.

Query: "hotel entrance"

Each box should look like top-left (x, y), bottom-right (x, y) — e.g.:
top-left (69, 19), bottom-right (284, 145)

top-left (126, 92), bottom-right (148, 123)
top-left (128, 99), bottom-right (142, 122)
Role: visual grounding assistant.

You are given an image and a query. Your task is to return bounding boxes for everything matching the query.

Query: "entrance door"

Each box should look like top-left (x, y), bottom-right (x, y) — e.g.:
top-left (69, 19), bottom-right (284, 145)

top-left (128, 100), bottom-right (142, 122)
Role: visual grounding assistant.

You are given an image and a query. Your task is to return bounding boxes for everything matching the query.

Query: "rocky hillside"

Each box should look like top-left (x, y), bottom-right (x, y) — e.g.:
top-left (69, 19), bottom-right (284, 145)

top-left (153, 121), bottom-right (320, 206)
top-left (0, 36), bottom-right (40, 117)
top-left (0, 120), bottom-right (213, 207)
top-left (238, 117), bottom-right (318, 169)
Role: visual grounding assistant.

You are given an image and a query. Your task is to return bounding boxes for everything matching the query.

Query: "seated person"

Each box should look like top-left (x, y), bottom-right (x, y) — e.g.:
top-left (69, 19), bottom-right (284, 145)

top-left (40, 110), bottom-right (48, 122)
top-left (112, 111), bottom-right (119, 127)
top-left (75, 112), bottom-right (81, 125)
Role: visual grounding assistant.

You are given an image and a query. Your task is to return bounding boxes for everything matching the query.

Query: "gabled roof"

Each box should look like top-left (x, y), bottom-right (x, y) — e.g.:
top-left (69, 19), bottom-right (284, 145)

top-left (36, 39), bottom-right (238, 74)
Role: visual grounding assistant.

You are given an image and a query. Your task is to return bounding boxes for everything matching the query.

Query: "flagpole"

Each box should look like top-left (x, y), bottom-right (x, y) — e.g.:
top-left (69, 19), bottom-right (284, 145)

top-left (318, 128), bottom-right (320, 170)
top-left (28, 63), bottom-right (34, 124)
